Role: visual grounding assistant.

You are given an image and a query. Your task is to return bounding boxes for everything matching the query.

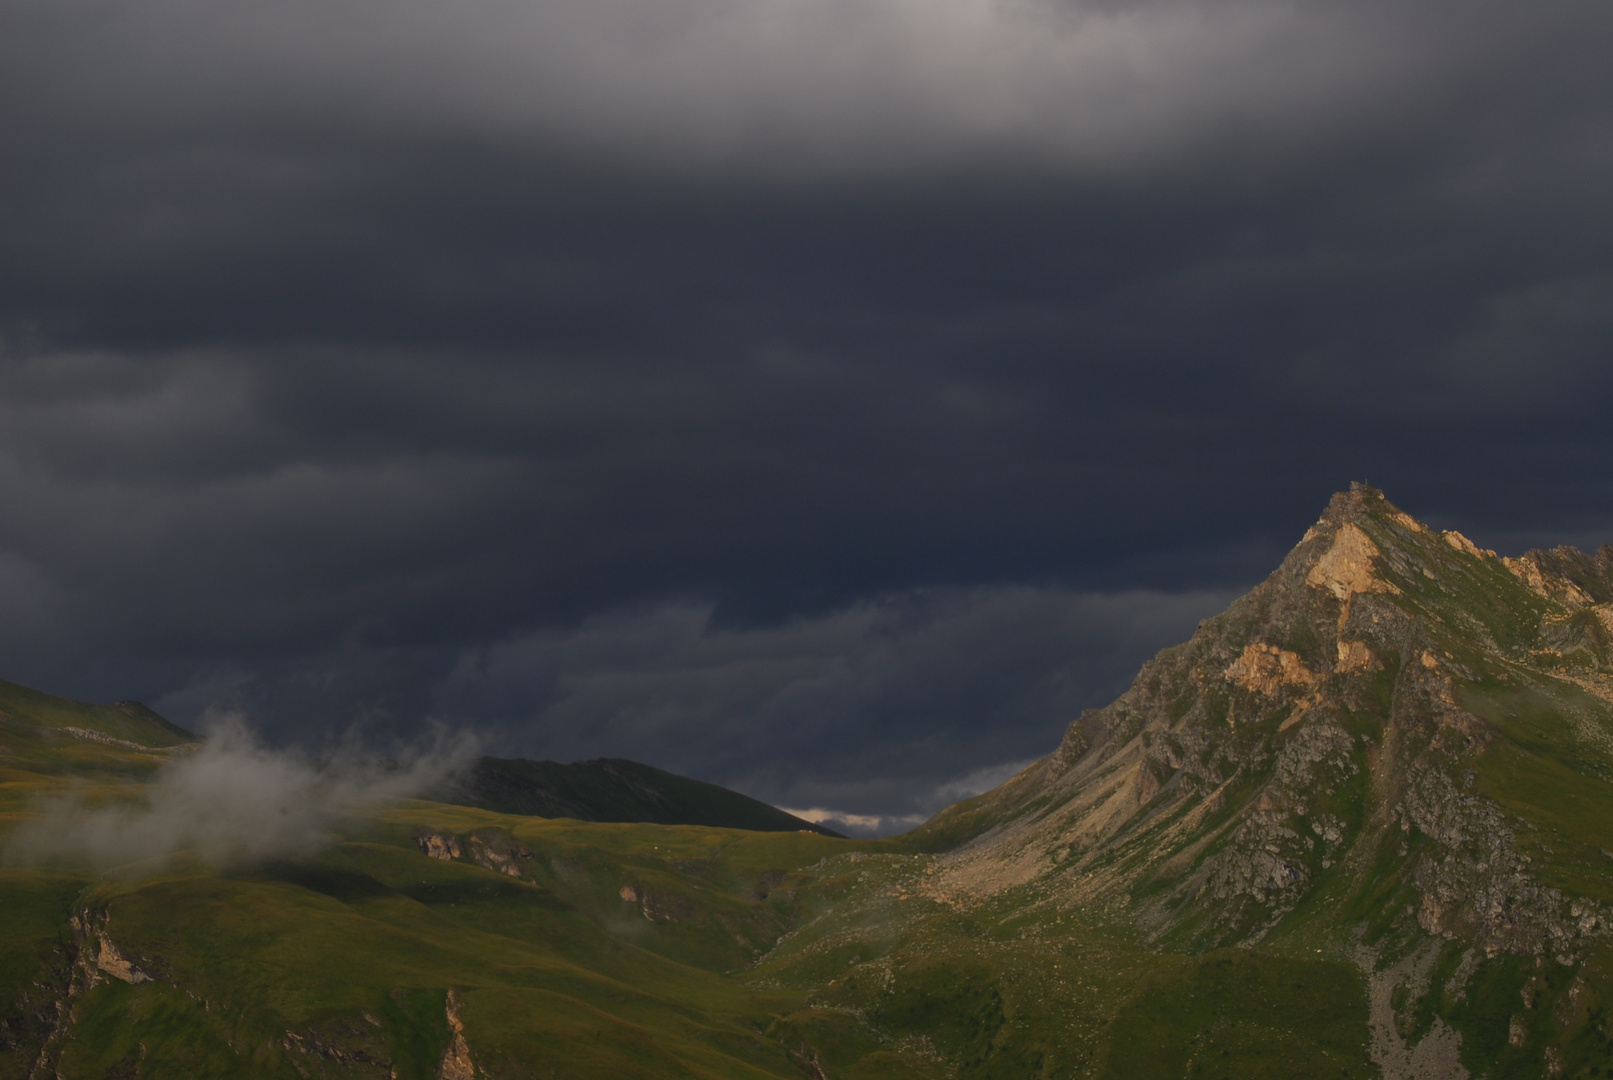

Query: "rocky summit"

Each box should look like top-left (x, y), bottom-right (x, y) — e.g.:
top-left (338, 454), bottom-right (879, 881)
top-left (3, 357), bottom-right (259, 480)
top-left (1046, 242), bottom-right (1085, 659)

top-left (2, 485), bottom-right (1612, 1079)
top-left (904, 483), bottom-right (1613, 1075)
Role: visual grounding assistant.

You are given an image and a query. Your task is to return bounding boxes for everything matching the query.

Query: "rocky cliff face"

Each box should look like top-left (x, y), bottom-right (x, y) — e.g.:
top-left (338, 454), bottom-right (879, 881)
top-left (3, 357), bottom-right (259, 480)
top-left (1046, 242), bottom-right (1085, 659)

top-left (922, 486), bottom-right (1613, 974)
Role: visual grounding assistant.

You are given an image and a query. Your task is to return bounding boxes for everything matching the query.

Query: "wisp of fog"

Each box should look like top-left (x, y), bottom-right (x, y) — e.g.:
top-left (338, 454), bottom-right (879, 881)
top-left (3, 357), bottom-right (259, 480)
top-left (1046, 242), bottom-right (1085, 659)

top-left (6, 715), bottom-right (477, 873)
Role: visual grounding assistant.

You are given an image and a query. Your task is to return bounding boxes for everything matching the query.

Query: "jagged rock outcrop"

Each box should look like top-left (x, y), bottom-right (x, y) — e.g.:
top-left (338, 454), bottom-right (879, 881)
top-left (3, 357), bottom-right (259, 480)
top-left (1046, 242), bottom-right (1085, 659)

top-left (416, 830), bottom-right (461, 861)
top-left (439, 989), bottom-right (477, 1080)
top-left (616, 882), bottom-right (694, 922)
top-left (69, 912), bottom-right (155, 987)
top-left (415, 827), bottom-right (535, 878)
top-left (463, 828), bottom-right (532, 877)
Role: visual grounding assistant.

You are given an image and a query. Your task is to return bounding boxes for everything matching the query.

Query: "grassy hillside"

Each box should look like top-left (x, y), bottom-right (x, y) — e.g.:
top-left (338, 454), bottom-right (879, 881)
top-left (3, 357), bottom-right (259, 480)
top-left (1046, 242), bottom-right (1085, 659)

top-left (0, 679), bottom-right (195, 750)
top-left (0, 800), bottom-right (1380, 1079)
top-left (0, 756), bottom-right (852, 1077)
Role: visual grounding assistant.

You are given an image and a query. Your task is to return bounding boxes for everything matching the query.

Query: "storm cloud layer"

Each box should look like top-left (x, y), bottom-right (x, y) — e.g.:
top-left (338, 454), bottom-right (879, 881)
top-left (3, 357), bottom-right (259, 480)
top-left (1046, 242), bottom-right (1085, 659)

top-left (2, 0), bottom-right (1612, 826)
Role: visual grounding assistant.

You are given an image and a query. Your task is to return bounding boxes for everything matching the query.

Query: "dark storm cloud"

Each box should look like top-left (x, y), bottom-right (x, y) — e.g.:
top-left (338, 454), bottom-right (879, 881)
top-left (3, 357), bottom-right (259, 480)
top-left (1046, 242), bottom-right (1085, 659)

top-left (2, 0), bottom-right (1613, 827)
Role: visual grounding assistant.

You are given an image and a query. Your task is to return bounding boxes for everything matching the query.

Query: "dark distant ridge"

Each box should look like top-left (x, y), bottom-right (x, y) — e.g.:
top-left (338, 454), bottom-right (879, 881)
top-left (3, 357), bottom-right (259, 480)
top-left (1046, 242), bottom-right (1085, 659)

top-left (0, 675), bottom-right (837, 836)
top-left (444, 756), bottom-right (844, 837)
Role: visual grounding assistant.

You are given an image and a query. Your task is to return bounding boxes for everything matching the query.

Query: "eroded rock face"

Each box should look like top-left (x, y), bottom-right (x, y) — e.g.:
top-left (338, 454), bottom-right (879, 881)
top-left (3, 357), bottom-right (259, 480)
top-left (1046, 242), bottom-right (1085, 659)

top-left (1224, 642), bottom-right (1315, 696)
top-left (70, 912), bottom-right (154, 986)
top-left (1336, 639), bottom-right (1375, 672)
top-left (438, 989), bottom-right (476, 1080)
top-left (281, 1018), bottom-right (394, 1077)
top-left (93, 934), bottom-right (150, 985)
top-left (1400, 761), bottom-right (1602, 963)
top-left (63, 726), bottom-right (151, 751)
top-left (1442, 530), bottom-right (1494, 560)
top-left (1503, 544), bottom-right (1613, 608)
top-left (464, 828), bottom-right (532, 877)
top-left (414, 826), bottom-right (535, 879)
top-left (640, 892), bottom-right (695, 923)
top-left (1307, 522), bottom-right (1402, 603)
top-left (615, 881), bottom-right (691, 921)
top-left (417, 831), bottom-right (461, 861)
top-left (1202, 809), bottom-right (1309, 911)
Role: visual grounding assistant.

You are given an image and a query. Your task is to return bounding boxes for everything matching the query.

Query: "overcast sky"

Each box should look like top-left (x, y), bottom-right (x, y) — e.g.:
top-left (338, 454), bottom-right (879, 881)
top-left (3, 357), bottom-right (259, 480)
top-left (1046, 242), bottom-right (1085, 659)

top-left (3, 0), bottom-right (1611, 832)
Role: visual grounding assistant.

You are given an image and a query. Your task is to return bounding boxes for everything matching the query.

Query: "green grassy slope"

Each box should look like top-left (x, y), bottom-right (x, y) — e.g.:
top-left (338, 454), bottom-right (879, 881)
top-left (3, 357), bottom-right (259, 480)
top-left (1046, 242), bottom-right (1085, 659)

top-left (0, 815), bottom-right (1381, 1079)
top-left (0, 679), bottom-right (195, 750)
top-left (1, 779), bottom-right (852, 1076)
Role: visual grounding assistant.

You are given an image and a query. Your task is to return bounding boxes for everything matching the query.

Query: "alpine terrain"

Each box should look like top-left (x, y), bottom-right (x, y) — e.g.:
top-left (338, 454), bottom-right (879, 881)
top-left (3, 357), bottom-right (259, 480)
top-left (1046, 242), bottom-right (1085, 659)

top-left (2, 484), bottom-right (1611, 1079)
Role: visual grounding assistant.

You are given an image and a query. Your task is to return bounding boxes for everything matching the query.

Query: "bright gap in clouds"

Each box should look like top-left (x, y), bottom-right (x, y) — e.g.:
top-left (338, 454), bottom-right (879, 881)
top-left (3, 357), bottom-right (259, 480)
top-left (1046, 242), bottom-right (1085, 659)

top-left (782, 757), bottom-right (1036, 837)
top-left (7, 0), bottom-right (1529, 178)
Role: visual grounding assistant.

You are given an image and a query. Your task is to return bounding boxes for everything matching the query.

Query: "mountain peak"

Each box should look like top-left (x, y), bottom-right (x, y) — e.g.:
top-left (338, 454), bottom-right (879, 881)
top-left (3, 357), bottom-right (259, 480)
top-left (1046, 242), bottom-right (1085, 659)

top-left (917, 487), bottom-right (1613, 984)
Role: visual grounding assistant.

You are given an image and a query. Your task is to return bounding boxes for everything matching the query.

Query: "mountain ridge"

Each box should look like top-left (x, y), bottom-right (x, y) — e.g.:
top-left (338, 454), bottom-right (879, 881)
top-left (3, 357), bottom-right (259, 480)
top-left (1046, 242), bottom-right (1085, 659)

top-left (443, 755), bottom-right (845, 836)
top-left (0, 675), bottom-right (838, 837)
top-left (0, 678), bottom-right (197, 773)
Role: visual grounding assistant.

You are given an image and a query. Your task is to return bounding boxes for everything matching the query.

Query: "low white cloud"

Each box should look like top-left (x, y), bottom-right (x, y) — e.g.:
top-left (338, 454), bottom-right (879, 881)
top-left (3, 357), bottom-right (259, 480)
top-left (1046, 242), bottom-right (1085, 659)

top-left (5, 714), bottom-right (477, 873)
top-left (782, 758), bottom-right (1034, 836)
top-left (780, 806), bottom-right (928, 838)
